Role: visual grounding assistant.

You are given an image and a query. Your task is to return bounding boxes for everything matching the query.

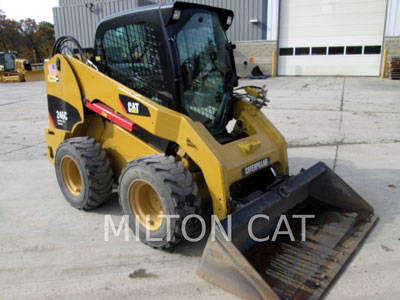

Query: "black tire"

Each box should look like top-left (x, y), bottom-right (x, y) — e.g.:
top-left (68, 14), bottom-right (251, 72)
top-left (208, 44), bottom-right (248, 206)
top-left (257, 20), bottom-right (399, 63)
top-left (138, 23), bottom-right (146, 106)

top-left (55, 137), bottom-right (113, 209)
top-left (119, 154), bottom-right (201, 249)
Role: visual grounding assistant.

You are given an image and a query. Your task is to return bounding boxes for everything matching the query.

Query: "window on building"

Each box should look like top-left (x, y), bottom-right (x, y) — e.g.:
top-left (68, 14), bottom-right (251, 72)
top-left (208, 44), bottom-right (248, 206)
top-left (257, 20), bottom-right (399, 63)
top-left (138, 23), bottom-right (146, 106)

top-left (312, 47), bottom-right (327, 55)
top-left (328, 46), bottom-right (344, 55)
top-left (279, 48), bottom-right (294, 56)
top-left (364, 45), bottom-right (381, 55)
top-left (295, 47), bottom-right (310, 55)
top-left (102, 23), bottom-right (168, 107)
top-left (346, 46), bottom-right (362, 55)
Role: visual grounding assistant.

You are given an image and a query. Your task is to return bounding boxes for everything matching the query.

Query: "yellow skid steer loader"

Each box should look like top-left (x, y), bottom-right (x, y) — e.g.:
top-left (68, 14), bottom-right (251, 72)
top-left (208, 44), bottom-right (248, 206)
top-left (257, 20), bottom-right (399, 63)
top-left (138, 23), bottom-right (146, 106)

top-left (44, 2), bottom-right (377, 299)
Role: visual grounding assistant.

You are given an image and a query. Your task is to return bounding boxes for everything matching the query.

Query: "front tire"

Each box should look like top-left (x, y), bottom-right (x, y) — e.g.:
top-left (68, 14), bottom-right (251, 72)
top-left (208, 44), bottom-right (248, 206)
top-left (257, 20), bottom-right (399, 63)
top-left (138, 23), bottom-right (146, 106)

top-left (119, 154), bottom-right (201, 249)
top-left (55, 137), bottom-right (113, 209)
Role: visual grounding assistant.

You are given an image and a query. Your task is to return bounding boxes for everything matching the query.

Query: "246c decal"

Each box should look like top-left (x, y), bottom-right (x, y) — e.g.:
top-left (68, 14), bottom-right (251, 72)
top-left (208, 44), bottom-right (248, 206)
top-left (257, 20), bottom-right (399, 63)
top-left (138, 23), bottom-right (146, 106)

top-left (47, 95), bottom-right (81, 130)
top-left (56, 110), bottom-right (68, 127)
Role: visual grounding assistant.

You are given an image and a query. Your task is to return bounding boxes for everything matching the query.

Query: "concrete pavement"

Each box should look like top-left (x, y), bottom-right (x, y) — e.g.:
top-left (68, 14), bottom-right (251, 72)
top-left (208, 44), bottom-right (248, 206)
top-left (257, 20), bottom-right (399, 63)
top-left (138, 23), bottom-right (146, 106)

top-left (1, 77), bottom-right (399, 299)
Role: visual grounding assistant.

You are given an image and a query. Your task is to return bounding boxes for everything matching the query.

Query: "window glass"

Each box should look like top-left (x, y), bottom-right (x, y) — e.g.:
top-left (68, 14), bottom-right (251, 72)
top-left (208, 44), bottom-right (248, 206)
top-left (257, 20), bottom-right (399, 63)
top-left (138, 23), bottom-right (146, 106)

top-left (4, 52), bottom-right (16, 70)
top-left (328, 47), bottom-right (344, 55)
top-left (176, 13), bottom-right (231, 133)
top-left (346, 46), bottom-right (362, 55)
top-left (103, 23), bottom-right (168, 107)
top-left (312, 47), bottom-right (327, 55)
top-left (279, 48), bottom-right (293, 56)
top-left (295, 47), bottom-right (310, 55)
top-left (364, 45), bottom-right (381, 55)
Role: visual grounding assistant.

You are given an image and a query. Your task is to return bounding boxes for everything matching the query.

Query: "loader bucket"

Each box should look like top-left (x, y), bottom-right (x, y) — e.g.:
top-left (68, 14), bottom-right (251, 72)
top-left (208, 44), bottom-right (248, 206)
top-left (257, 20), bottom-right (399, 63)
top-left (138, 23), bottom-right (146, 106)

top-left (198, 162), bottom-right (378, 300)
top-left (24, 70), bottom-right (44, 82)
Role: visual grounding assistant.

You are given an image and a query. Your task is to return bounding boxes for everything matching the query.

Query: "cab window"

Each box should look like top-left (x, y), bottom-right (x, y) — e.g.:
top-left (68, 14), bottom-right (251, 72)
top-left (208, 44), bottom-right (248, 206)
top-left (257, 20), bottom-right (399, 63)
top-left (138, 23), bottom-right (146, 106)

top-left (102, 23), bottom-right (168, 107)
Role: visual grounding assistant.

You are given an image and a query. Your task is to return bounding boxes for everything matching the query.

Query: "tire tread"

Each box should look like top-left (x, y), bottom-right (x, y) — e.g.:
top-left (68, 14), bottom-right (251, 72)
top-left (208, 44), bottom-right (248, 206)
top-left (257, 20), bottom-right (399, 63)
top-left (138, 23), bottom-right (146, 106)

top-left (57, 137), bottom-right (113, 209)
top-left (119, 154), bottom-right (201, 249)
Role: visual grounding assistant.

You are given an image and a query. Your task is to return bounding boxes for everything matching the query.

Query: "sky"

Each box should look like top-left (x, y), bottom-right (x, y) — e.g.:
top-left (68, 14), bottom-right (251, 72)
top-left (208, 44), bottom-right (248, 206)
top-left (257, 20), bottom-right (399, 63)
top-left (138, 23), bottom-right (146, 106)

top-left (0, 0), bottom-right (58, 23)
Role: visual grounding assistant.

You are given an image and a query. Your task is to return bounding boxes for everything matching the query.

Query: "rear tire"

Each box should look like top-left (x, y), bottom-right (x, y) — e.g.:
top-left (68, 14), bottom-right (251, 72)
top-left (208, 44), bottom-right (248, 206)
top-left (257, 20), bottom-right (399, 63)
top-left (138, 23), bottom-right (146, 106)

top-left (119, 154), bottom-right (201, 249)
top-left (55, 137), bottom-right (113, 209)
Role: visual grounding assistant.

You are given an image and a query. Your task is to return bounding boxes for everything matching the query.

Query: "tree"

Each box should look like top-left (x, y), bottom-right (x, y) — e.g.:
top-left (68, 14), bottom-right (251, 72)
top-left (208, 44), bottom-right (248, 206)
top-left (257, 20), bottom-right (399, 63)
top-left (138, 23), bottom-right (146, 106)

top-left (0, 11), bottom-right (55, 63)
top-left (0, 10), bottom-right (23, 53)
top-left (36, 22), bottom-right (55, 62)
top-left (19, 18), bottom-right (43, 62)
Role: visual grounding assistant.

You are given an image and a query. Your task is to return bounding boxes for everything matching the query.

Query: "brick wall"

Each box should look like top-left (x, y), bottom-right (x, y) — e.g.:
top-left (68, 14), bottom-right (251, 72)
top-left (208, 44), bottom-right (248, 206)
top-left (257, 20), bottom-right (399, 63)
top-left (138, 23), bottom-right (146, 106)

top-left (383, 37), bottom-right (400, 78)
top-left (233, 41), bottom-right (277, 77)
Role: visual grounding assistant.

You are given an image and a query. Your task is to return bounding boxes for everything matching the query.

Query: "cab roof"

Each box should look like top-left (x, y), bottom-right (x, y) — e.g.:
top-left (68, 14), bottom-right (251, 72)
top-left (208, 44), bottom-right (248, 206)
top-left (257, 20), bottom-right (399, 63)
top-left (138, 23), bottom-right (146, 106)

top-left (95, 1), bottom-right (234, 38)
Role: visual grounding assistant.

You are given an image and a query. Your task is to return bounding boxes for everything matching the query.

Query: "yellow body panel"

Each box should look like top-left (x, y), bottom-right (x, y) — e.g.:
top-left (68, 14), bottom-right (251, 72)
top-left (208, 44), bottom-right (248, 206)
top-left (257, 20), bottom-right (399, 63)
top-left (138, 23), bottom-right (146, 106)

top-left (44, 56), bottom-right (85, 127)
top-left (74, 114), bottom-right (160, 180)
top-left (44, 54), bottom-right (288, 219)
top-left (45, 127), bottom-right (69, 164)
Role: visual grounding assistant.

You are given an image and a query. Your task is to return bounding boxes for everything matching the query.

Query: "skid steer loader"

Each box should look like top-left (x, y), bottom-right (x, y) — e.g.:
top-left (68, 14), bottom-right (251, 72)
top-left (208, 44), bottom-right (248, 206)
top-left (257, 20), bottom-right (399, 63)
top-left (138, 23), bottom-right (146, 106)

top-left (44, 2), bottom-right (377, 299)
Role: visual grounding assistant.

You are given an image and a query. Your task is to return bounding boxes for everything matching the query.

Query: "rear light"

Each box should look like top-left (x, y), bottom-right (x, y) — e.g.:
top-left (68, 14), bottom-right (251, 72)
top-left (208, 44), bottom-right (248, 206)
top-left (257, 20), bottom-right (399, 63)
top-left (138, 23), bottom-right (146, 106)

top-left (172, 10), bottom-right (181, 21)
top-left (226, 15), bottom-right (232, 25)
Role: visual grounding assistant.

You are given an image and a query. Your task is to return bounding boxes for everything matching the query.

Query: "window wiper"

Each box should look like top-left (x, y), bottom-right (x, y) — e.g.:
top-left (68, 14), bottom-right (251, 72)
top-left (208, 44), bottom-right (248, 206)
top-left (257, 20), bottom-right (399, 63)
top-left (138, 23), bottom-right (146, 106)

top-left (209, 51), bottom-right (232, 89)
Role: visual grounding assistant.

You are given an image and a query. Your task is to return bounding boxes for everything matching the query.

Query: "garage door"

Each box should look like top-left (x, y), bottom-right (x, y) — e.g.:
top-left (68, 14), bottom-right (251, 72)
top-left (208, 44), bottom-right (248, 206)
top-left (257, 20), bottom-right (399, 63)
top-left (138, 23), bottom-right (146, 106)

top-left (278, 0), bottom-right (387, 76)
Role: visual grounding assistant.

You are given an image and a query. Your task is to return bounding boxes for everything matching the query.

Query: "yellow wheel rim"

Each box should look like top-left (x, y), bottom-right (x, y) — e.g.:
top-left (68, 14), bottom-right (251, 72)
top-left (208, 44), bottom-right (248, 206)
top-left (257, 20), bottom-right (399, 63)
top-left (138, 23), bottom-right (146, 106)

top-left (61, 156), bottom-right (82, 196)
top-left (129, 181), bottom-right (163, 231)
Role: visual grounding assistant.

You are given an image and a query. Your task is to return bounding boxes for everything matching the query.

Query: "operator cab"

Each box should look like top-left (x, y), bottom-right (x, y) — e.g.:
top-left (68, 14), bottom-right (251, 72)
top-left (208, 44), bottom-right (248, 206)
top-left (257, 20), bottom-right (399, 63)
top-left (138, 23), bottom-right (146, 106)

top-left (0, 52), bottom-right (17, 71)
top-left (94, 1), bottom-right (238, 137)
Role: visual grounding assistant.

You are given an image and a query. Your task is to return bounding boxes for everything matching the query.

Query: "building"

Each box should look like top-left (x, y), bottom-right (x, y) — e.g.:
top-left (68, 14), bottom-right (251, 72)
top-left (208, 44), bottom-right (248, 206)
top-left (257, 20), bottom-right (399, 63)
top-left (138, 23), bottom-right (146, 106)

top-left (53, 0), bottom-right (400, 77)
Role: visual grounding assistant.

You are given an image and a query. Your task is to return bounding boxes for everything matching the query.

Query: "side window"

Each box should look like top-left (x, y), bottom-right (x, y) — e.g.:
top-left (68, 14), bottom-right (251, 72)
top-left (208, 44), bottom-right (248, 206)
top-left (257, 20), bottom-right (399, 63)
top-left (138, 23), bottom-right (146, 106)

top-left (4, 53), bottom-right (16, 71)
top-left (102, 23), bottom-right (168, 107)
top-left (103, 27), bottom-right (130, 64)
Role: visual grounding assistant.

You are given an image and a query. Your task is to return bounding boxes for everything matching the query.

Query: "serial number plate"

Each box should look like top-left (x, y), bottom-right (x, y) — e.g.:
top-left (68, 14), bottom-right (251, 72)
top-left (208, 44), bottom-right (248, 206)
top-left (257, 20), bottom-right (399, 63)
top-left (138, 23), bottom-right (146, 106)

top-left (241, 157), bottom-right (270, 176)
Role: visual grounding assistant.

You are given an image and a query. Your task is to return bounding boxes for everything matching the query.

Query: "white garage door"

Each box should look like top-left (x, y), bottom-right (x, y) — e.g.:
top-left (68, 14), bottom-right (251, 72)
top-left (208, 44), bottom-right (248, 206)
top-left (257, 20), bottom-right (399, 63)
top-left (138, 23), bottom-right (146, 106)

top-left (278, 0), bottom-right (387, 76)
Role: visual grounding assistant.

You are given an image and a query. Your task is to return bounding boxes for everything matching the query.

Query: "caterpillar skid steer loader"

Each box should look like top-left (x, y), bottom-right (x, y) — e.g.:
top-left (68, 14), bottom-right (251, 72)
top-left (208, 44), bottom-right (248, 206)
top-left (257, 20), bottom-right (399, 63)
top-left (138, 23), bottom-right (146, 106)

top-left (44, 2), bottom-right (377, 299)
